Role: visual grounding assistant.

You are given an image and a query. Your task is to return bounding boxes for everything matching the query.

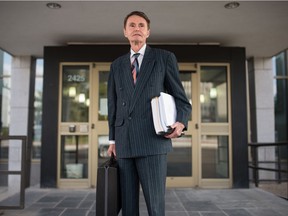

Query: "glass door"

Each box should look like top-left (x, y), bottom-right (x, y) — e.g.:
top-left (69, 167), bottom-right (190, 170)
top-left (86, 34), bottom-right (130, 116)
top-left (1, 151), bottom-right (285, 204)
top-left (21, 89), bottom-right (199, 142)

top-left (90, 63), bottom-right (111, 187)
top-left (58, 63), bottom-right (92, 188)
top-left (166, 63), bottom-right (199, 187)
top-left (58, 62), bottom-right (111, 188)
top-left (199, 64), bottom-right (232, 188)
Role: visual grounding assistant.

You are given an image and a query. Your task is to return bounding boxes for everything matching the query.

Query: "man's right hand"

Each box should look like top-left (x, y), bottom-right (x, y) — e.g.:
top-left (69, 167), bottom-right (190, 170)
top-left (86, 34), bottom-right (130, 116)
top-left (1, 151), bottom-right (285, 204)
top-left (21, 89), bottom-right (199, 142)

top-left (107, 144), bottom-right (116, 157)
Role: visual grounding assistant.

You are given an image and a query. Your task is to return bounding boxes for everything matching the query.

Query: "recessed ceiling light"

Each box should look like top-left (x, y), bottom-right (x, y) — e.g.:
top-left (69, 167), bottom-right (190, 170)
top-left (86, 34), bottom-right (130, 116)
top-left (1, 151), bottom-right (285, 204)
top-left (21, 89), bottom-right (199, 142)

top-left (224, 2), bottom-right (240, 9)
top-left (46, 2), bottom-right (62, 9)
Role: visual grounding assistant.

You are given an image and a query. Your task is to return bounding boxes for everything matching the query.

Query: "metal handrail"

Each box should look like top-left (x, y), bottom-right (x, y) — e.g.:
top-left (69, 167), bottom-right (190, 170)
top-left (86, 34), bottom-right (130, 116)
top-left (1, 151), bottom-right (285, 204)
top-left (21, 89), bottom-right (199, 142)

top-left (248, 141), bottom-right (288, 187)
top-left (248, 141), bottom-right (288, 147)
top-left (0, 136), bottom-right (27, 209)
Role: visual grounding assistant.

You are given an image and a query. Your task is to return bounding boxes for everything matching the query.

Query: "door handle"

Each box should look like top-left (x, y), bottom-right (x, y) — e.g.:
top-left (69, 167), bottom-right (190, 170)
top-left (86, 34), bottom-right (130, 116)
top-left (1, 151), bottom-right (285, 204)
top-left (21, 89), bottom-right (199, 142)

top-left (91, 123), bottom-right (95, 129)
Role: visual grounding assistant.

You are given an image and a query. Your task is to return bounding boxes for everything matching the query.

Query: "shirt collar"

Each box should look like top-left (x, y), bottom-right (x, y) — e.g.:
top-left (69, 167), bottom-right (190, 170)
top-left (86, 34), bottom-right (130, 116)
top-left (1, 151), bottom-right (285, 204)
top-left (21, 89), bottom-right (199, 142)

top-left (130, 44), bottom-right (147, 58)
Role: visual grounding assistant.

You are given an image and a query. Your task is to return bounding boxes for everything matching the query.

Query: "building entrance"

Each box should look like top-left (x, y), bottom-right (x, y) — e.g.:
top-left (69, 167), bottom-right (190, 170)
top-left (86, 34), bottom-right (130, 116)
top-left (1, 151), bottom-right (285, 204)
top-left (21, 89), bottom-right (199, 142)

top-left (57, 62), bottom-right (232, 188)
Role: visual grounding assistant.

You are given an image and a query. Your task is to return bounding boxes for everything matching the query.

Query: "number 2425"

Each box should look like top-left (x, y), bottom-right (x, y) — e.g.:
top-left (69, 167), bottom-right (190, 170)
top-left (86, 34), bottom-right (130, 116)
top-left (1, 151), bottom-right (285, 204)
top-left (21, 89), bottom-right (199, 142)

top-left (67, 75), bottom-right (85, 82)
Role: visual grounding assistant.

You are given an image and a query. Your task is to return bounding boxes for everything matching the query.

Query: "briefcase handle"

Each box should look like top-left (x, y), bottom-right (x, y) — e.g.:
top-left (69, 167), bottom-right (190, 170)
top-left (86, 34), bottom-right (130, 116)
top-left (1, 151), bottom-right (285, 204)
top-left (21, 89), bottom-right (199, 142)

top-left (102, 153), bottom-right (118, 168)
top-left (109, 153), bottom-right (116, 164)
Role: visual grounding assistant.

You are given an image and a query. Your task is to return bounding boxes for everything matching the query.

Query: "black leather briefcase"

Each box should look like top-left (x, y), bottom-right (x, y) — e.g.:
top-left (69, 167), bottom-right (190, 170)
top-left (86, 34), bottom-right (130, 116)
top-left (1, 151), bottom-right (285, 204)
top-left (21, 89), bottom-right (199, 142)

top-left (96, 154), bottom-right (121, 216)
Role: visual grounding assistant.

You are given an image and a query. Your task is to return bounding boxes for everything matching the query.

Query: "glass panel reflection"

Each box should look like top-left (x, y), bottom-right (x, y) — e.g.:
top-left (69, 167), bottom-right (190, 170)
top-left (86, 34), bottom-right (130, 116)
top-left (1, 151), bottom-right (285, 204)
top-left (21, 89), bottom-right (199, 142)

top-left (61, 65), bottom-right (90, 122)
top-left (167, 135), bottom-right (192, 177)
top-left (33, 59), bottom-right (43, 159)
top-left (0, 52), bottom-right (12, 137)
top-left (0, 139), bottom-right (8, 159)
top-left (179, 71), bottom-right (192, 120)
top-left (98, 72), bottom-right (109, 120)
top-left (60, 135), bottom-right (88, 179)
top-left (200, 66), bottom-right (228, 122)
top-left (201, 135), bottom-right (229, 178)
top-left (98, 135), bottom-right (109, 167)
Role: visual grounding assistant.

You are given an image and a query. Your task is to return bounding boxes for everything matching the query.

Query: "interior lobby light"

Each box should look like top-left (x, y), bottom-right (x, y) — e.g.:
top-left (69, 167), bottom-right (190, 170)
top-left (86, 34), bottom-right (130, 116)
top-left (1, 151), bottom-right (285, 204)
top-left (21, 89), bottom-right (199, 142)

top-left (200, 94), bottom-right (205, 103)
top-left (210, 88), bottom-right (217, 99)
top-left (79, 93), bottom-right (86, 103)
top-left (86, 99), bottom-right (90, 106)
top-left (46, 2), bottom-right (62, 9)
top-left (224, 1), bottom-right (240, 9)
top-left (68, 87), bottom-right (76, 97)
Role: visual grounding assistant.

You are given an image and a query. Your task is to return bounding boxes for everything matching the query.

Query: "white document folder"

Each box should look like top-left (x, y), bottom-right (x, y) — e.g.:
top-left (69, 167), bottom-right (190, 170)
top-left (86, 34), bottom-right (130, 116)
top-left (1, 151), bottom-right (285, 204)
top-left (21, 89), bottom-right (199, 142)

top-left (151, 92), bottom-right (177, 135)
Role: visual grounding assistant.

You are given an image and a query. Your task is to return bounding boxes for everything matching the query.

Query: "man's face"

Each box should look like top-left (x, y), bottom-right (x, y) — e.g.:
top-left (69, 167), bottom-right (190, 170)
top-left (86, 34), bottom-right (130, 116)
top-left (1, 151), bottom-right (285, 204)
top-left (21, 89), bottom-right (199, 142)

top-left (124, 15), bottom-right (150, 44)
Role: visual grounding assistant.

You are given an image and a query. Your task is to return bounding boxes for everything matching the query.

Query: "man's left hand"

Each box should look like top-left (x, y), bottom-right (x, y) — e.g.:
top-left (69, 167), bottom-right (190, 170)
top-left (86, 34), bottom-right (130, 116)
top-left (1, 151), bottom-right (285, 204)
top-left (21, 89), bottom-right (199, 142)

top-left (164, 122), bottom-right (185, 139)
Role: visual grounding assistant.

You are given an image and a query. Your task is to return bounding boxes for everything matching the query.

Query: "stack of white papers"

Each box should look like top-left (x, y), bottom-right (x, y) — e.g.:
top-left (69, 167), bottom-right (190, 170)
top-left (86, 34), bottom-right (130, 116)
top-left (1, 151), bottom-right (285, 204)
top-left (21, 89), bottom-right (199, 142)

top-left (151, 92), bottom-right (177, 135)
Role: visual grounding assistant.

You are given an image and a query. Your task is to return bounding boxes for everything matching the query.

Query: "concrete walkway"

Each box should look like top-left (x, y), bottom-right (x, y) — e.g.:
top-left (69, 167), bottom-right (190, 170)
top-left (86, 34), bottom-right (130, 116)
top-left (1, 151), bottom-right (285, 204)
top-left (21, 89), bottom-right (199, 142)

top-left (1, 187), bottom-right (288, 216)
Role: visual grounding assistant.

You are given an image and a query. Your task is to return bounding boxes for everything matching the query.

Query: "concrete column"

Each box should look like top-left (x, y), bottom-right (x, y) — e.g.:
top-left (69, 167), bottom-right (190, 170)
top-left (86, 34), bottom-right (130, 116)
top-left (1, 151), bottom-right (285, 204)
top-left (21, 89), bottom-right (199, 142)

top-left (8, 56), bottom-right (34, 193)
top-left (252, 57), bottom-right (275, 179)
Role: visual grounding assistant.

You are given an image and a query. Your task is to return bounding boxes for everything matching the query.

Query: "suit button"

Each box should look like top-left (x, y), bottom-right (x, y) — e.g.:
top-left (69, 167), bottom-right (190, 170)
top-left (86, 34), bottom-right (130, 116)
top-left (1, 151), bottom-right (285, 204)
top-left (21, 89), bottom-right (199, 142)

top-left (128, 116), bottom-right (132, 120)
top-left (122, 102), bottom-right (126, 106)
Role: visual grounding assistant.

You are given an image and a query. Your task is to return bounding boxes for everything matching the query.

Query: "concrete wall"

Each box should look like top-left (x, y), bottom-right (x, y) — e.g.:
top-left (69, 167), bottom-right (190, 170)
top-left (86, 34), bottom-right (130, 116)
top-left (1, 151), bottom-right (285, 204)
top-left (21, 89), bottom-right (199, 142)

top-left (248, 57), bottom-right (275, 180)
top-left (8, 56), bottom-right (36, 192)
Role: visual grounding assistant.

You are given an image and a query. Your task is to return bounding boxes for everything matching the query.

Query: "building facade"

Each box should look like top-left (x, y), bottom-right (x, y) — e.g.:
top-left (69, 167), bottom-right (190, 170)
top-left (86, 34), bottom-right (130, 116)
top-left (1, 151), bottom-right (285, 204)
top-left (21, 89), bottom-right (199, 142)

top-left (1, 46), bottom-right (287, 190)
top-left (40, 44), bottom-right (248, 188)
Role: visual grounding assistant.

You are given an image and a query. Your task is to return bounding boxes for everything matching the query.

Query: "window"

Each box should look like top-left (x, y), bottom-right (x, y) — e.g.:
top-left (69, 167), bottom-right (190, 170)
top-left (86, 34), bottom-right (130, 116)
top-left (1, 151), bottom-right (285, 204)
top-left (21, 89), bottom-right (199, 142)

top-left (273, 51), bottom-right (288, 142)
top-left (98, 71), bottom-right (108, 120)
top-left (0, 50), bottom-right (12, 162)
top-left (61, 65), bottom-right (90, 122)
top-left (60, 135), bottom-right (88, 179)
top-left (0, 50), bottom-right (12, 138)
top-left (274, 51), bottom-right (288, 170)
top-left (201, 135), bottom-right (229, 178)
top-left (32, 59), bottom-right (43, 159)
top-left (200, 66), bottom-right (228, 123)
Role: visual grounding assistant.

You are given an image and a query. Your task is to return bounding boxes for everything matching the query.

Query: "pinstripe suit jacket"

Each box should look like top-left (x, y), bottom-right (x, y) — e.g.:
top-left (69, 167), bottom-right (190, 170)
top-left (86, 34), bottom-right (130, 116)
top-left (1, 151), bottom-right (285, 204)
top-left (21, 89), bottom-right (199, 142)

top-left (108, 46), bottom-right (192, 158)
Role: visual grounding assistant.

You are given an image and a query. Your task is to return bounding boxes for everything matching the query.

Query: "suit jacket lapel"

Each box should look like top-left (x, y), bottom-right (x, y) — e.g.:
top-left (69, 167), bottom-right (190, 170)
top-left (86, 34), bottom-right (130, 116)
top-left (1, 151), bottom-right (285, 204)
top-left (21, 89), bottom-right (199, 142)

top-left (129, 47), bottom-right (155, 114)
top-left (121, 53), bottom-right (135, 97)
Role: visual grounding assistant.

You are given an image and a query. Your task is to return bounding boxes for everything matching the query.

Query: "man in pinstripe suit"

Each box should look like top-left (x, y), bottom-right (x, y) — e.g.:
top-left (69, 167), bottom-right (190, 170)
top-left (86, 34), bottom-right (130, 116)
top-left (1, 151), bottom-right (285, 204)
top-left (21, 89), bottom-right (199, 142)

top-left (107, 11), bottom-right (192, 216)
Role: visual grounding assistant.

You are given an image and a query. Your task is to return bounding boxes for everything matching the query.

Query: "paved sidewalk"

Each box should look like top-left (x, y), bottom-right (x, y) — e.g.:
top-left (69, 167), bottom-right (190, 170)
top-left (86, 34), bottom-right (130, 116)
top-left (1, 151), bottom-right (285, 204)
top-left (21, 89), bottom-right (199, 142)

top-left (1, 187), bottom-right (288, 216)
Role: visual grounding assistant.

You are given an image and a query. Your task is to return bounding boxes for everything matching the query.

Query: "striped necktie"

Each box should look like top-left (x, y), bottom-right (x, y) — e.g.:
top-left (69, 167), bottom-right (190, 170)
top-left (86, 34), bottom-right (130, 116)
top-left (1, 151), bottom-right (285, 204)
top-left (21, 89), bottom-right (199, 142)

top-left (131, 53), bottom-right (140, 84)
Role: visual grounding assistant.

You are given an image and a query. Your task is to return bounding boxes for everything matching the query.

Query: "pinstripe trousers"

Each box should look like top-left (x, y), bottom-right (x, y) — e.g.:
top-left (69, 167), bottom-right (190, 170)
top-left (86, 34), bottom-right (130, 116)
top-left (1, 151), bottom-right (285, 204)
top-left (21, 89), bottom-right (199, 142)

top-left (118, 154), bottom-right (167, 216)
